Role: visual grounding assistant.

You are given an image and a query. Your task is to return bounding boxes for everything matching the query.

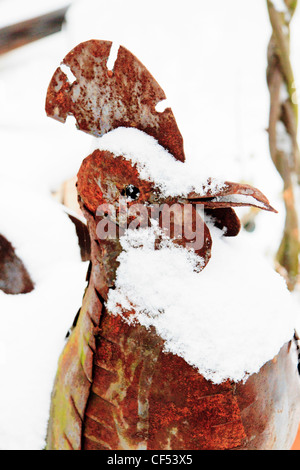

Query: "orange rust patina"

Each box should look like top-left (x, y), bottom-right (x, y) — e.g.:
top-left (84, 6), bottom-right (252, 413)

top-left (45, 40), bottom-right (300, 450)
top-left (46, 40), bottom-right (185, 162)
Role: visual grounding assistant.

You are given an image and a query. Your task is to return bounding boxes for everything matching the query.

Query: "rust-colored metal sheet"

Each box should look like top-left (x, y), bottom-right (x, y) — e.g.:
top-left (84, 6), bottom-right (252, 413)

top-left (77, 150), bottom-right (155, 215)
top-left (187, 181), bottom-right (277, 213)
top-left (47, 178), bottom-right (300, 449)
top-left (47, 214), bottom-right (300, 450)
top-left (0, 234), bottom-right (34, 295)
top-left (64, 208), bottom-right (91, 262)
top-left (76, 148), bottom-right (276, 268)
top-left (234, 341), bottom-right (300, 450)
top-left (204, 207), bottom-right (241, 237)
top-left (46, 40), bottom-right (185, 162)
top-left (45, 40), bottom-right (300, 450)
top-left (46, 280), bottom-right (103, 450)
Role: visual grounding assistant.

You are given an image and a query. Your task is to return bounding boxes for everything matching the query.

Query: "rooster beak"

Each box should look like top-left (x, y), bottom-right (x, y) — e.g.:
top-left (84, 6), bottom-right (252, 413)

top-left (185, 181), bottom-right (277, 213)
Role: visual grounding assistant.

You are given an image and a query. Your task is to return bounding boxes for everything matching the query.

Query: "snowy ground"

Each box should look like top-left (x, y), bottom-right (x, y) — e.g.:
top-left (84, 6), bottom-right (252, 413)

top-left (0, 0), bottom-right (299, 450)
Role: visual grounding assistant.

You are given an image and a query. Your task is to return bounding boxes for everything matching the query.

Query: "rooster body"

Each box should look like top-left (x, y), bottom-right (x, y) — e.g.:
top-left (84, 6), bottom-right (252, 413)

top-left (45, 40), bottom-right (300, 450)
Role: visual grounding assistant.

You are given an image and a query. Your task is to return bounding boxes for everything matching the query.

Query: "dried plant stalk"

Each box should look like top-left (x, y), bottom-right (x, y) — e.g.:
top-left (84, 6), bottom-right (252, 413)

top-left (266, 0), bottom-right (300, 290)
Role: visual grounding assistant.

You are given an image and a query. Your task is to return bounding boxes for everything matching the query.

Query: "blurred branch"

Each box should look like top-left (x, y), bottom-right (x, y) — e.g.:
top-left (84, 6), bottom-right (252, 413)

top-left (267, 0), bottom-right (300, 290)
top-left (0, 6), bottom-right (70, 55)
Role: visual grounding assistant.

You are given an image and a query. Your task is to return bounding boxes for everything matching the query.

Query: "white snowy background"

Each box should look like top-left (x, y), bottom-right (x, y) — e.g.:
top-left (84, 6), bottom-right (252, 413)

top-left (0, 0), bottom-right (300, 450)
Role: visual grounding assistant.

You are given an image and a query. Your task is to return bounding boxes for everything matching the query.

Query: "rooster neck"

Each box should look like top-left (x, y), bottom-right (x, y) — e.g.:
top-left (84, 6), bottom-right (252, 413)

top-left (81, 202), bottom-right (122, 300)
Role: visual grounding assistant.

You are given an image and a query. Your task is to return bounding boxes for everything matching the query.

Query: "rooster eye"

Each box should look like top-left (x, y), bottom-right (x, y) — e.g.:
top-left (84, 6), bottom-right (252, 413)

top-left (121, 185), bottom-right (140, 201)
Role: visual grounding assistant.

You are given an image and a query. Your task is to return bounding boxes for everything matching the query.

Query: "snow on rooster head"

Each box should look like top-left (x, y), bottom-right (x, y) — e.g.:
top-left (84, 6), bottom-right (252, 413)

top-left (46, 39), bottom-right (296, 383)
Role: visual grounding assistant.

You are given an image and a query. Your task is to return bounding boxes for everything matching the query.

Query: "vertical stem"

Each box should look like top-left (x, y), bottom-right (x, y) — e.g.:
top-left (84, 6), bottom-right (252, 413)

top-left (266, 0), bottom-right (300, 290)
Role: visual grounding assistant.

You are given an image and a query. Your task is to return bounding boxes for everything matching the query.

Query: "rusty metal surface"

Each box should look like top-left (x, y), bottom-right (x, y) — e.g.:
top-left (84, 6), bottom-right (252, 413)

top-left (76, 148), bottom-right (276, 271)
top-left (48, 206), bottom-right (300, 450)
top-left (79, 199), bottom-right (300, 450)
top-left (187, 181), bottom-right (277, 213)
top-left (46, 40), bottom-right (185, 162)
top-left (77, 149), bottom-right (213, 269)
top-left (235, 340), bottom-right (300, 450)
top-left (47, 197), bottom-right (300, 450)
top-left (204, 207), bottom-right (241, 237)
top-left (65, 210), bottom-right (91, 262)
top-left (0, 234), bottom-right (34, 295)
top-left (77, 150), bottom-right (155, 215)
top-left (45, 40), bottom-right (300, 450)
top-left (46, 280), bottom-right (102, 450)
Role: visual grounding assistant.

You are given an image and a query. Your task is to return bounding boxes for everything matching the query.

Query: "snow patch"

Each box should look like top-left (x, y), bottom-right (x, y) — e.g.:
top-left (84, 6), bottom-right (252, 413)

top-left (271, 0), bottom-right (288, 12)
top-left (212, 194), bottom-right (268, 209)
top-left (0, 180), bottom-right (88, 449)
top-left (107, 42), bottom-right (120, 71)
top-left (276, 121), bottom-right (293, 158)
top-left (155, 99), bottom-right (169, 113)
top-left (95, 127), bottom-right (226, 198)
top-left (107, 223), bottom-right (296, 384)
top-left (280, 83), bottom-right (289, 102)
top-left (60, 63), bottom-right (77, 85)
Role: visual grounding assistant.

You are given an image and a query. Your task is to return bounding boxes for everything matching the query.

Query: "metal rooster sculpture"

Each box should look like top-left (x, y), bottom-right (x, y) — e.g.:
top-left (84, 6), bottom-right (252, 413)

top-left (45, 40), bottom-right (300, 450)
